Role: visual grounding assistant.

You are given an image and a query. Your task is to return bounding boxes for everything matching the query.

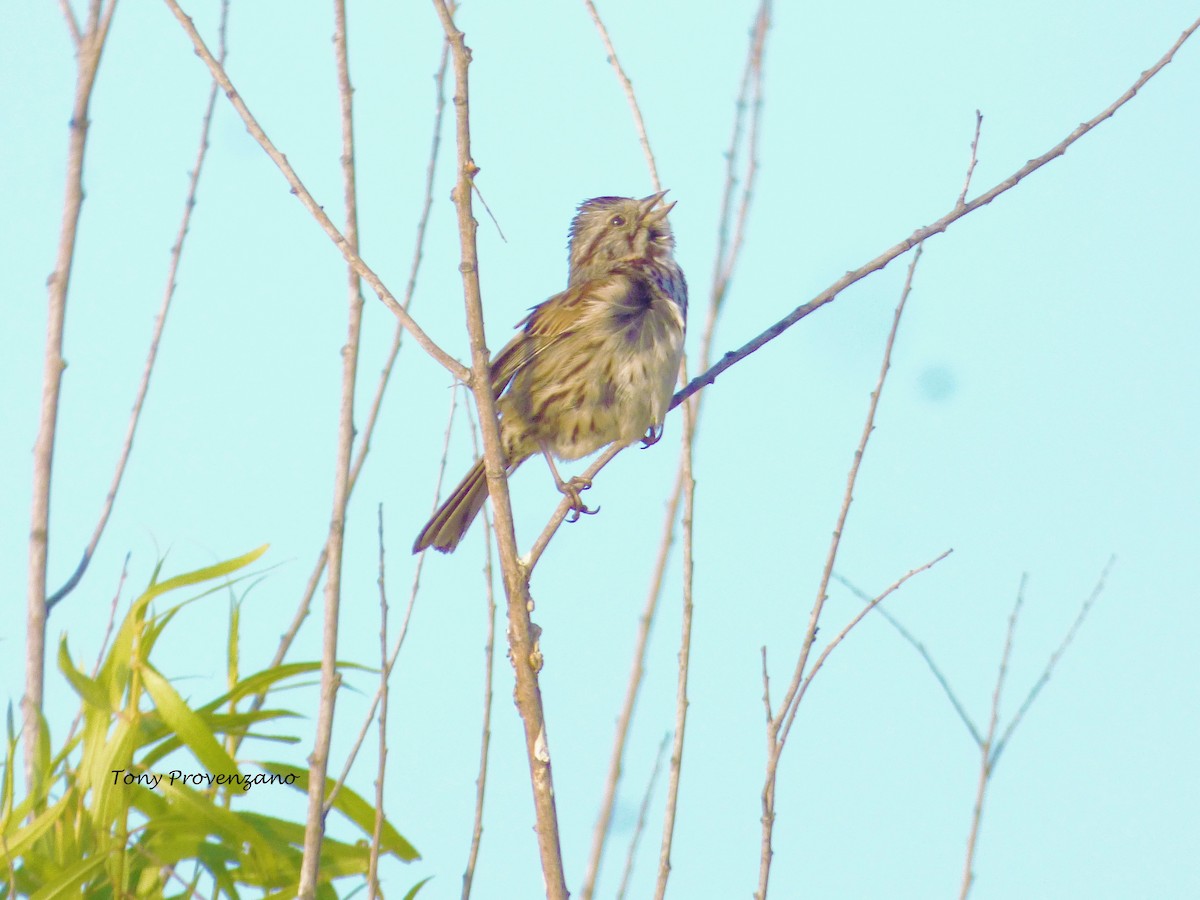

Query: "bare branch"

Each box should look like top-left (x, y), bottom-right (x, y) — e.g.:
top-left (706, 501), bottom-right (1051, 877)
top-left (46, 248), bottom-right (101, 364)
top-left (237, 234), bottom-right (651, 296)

top-left (652, 385), bottom-right (697, 900)
top-left (958, 575), bottom-right (1026, 900)
top-left (462, 407), bottom-right (498, 900)
top-left (673, 15), bottom-right (1200, 411)
top-left (582, 5), bottom-right (771, 893)
top-left (833, 572), bottom-right (982, 745)
top-left (758, 243), bottom-right (925, 899)
top-left (48, 0), bottom-right (231, 612)
top-left (615, 732), bottom-right (670, 900)
top-left (256, 27), bottom-right (452, 707)
top-left (368, 505), bottom-right (390, 900)
top-left (163, 0), bottom-right (468, 381)
top-left (581, 0), bottom-right (661, 191)
top-left (956, 110), bottom-right (984, 208)
top-left (429, 2), bottom-right (568, 895)
top-left (26, 0), bottom-right (117, 795)
top-left (992, 555), bottom-right (1115, 765)
top-left (298, 0), bottom-right (366, 885)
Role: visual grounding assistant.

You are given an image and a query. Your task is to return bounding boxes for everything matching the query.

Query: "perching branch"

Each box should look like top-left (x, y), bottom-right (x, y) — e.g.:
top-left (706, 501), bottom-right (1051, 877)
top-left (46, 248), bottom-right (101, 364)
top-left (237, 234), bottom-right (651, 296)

top-left (672, 14), bottom-right (1200, 412)
top-left (429, 2), bottom-right (569, 896)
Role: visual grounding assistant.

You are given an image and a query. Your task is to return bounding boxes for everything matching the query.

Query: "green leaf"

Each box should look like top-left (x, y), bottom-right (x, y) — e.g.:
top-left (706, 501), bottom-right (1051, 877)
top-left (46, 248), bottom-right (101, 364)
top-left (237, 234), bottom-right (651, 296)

top-left (258, 762), bottom-right (419, 861)
top-left (140, 664), bottom-right (240, 779)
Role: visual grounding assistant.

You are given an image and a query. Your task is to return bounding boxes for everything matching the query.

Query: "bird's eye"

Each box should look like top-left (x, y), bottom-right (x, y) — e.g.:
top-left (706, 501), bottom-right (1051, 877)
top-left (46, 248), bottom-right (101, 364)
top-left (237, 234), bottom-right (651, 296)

top-left (609, 215), bottom-right (626, 227)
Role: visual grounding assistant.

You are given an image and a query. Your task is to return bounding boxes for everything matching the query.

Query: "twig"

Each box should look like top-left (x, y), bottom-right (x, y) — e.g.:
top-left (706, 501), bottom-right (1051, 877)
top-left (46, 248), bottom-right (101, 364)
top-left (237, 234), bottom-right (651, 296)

top-left (580, 469), bottom-right (680, 899)
top-left (833, 572), bottom-right (981, 745)
top-left (757, 244), bottom-right (926, 899)
top-left (48, 0), bottom-right (231, 612)
top-left (327, 386), bottom-right (461, 804)
top-left (368, 505), bottom-right (389, 900)
top-left (958, 575), bottom-right (1025, 900)
top-left (581, 0), bottom-right (661, 191)
top-left (430, 3), bottom-right (568, 896)
top-left (616, 732), bottom-right (670, 900)
top-left (800, 552), bottom-right (953, 706)
top-left (462, 408), bottom-right (497, 900)
top-left (672, 14), bottom-right (1200, 412)
top-left (297, 0), bottom-right (364, 887)
top-left (255, 24), bottom-right (452, 712)
top-left (163, 0), bottom-right (467, 381)
top-left (58, 0), bottom-right (82, 47)
top-left (956, 110), bottom-right (984, 208)
top-left (580, 6), bottom-right (771, 894)
top-left (992, 555), bottom-right (1115, 765)
top-left (652, 383), bottom-right (696, 900)
top-left (524, 442), bottom-right (624, 571)
top-left (25, 0), bottom-right (117, 796)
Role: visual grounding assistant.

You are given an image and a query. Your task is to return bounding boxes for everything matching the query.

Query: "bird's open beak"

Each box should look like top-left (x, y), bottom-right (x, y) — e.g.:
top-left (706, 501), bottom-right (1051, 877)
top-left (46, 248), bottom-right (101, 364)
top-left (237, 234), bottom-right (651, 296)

top-left (640, 189), bottom-right (675, 225)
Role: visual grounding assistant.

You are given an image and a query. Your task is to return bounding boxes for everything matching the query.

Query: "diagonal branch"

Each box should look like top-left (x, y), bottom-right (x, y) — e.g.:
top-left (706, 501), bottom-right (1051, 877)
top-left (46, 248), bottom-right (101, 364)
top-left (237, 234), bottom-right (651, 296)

top-left (672, 13), bottom-right (1200, 412)
top-left (163, 0), bottom-right (468, 381)
top-left (582, 0), bottom-right (661, 191)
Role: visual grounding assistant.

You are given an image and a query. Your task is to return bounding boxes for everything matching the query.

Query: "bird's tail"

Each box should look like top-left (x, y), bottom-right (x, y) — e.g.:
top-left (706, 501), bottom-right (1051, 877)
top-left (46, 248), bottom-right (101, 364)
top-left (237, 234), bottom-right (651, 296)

top-left (412, 459), bottom-right (491, 554)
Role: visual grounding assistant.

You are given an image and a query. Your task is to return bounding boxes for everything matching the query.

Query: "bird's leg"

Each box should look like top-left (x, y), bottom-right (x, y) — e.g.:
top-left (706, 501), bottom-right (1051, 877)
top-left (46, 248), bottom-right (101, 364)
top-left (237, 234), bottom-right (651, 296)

top-left (539, 446), bottom-right (599, 523)
top-left (640, 421), bottom-right (664, 448)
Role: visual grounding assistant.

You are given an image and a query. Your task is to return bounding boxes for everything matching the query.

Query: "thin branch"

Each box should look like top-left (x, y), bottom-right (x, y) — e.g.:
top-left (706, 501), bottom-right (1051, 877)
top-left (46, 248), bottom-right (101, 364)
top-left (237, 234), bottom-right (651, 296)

top-left (163, 0), bottom-right (468, 381)
top-left (59, 0), bottom-right (82, 46)
top-left (581, 0), bottom-right (661, 191)
top-left (255, 26), bottom-right (452, 710)
top-left (799, 551), bottom-right (953, 706)
top-left (673, 15), bottom-right (1200, 411)
top-left (430, 3), bottom-right (568, 896)
top-left (581, 5), bottom-right (771, 893)
top-left (48, 0), bottom-right (231, 612)
top-left (524, 442), bottom-right (624, 571)
top-left (833, 572), bottom-right (982, 745)
top-left (615, 732), bottom-right (670, 900)
top-left (652, 385), bottom-right (696, 900)
top-left (462, 407), bottom-right (497, 900)
top-left (25, 0), bottom-right (117, 797)
top-left (367, 505), bottom-right (389, 900)
top-left (297, 0), bottom-right (365, 887)
top-left (958, 575), bottom-right (1025, 900)
top-left (758, 243), bottom-right (925, 900)
top-left (992, 555), bottom-right (1115, 765)
top-left (956, 110), bottom-right (984, 208)
top-left (327, 386), bottom-right (461, 806)
top-left (580, 469), bottom-right (680, 900)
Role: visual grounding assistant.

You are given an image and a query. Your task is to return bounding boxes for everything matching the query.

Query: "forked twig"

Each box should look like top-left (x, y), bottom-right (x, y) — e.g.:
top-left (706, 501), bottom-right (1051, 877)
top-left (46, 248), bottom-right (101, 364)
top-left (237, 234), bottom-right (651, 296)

top-left (757, 245), bottom-right (937, 899)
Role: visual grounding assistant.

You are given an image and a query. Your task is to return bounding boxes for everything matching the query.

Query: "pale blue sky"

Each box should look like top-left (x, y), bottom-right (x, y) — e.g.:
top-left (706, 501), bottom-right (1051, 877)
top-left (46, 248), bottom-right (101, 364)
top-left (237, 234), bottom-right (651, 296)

top-left (3, 1), bottom-right (1198, 898)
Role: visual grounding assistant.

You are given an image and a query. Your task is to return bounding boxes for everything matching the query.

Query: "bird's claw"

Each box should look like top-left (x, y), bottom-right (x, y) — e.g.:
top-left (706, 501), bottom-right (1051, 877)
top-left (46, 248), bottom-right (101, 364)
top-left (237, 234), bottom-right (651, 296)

top-left (559, 476), bottom-right (599, 523)
top-left (640, 423), bottom-right (663, 448)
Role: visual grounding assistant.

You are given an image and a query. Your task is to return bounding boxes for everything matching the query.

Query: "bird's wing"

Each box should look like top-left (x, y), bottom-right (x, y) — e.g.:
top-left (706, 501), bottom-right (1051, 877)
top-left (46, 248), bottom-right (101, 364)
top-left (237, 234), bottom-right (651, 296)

top-left (488, 276), bottom-right (615, 396)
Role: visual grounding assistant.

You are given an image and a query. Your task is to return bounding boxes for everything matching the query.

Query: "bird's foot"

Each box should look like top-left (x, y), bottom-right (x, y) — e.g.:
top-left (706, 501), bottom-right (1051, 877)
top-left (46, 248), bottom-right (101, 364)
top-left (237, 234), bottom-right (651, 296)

top-left (559, 475), bottom-right (599, 523)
